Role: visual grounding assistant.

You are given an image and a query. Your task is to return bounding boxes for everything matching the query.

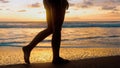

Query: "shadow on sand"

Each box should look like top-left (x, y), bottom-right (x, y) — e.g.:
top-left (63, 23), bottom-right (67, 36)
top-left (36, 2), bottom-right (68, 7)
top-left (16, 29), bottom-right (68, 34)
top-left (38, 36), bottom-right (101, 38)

top-left (0, 56), bottom-right (120, 68)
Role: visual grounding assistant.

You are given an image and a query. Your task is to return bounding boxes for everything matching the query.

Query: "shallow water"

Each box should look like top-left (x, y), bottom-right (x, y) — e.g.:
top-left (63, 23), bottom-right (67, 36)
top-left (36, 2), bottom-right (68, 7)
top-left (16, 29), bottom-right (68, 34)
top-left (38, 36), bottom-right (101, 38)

top-left (0, 22), bottom-right (120, 48)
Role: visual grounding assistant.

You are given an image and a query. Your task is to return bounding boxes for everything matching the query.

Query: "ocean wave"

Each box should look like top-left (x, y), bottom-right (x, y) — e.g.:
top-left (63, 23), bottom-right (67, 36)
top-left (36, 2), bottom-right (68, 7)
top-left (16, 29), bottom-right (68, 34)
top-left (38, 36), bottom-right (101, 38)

top-left (0, 41), bottom-right (27, 46)
top-left (0, 22), bottom-right (120, 28)
top-left (0, 35), bottom-right (119, 47)
top-left (63, 23), bottom-right (120, 28)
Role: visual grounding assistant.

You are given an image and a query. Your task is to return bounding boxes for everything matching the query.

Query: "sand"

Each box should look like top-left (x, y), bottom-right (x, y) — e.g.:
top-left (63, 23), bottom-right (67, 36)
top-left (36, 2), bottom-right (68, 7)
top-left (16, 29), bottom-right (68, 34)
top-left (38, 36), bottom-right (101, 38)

top-left (0, 46), bottom-right (120, 68)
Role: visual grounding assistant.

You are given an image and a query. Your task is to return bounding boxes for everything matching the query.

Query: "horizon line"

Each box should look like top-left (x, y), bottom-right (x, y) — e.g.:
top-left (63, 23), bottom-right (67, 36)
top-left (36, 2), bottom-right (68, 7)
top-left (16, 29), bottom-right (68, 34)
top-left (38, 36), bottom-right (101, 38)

top-left (0, 20), bottom-right (120, 23)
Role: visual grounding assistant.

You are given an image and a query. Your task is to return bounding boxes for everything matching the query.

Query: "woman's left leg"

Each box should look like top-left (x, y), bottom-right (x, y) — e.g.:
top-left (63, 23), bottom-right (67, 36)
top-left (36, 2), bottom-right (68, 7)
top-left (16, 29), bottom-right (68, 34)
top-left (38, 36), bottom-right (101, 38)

top-left (51, 7), bottom-right (69, 64)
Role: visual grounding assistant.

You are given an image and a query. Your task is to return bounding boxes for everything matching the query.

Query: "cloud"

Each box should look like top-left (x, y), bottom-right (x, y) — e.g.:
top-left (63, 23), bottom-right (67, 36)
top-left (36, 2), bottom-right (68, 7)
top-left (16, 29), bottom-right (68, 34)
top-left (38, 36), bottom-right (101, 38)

top-left (28, 2), bottom-right (41, 8)
top-left (111, 11), bottom-right (120, 14)
top-left (0, 0), bottom-right (9, 3)
top-left (18, 10), bottom-right (26, 12)
top-left (6, 8), bottom-right (10, 10)
top-left (68, 1), bottom-right (90, 7)
top-left (106, 11), bottom-right (120, 17)
top-left (69, 0), bottom-right (94, 9)
top-left (68, 0), bottom-right (120, 13)
top-left (102, 6), bottom-right (116, 10)
top-left (95, 0), bottom-right (119, 11)
top-left (38, 12), bottom-right (42, 14)
top-left (69, 3), bottom-right (76, 7)
top-left (66, 10), bottom-right (70, 13)
top-left (83, 1), bottom-right (93, 6)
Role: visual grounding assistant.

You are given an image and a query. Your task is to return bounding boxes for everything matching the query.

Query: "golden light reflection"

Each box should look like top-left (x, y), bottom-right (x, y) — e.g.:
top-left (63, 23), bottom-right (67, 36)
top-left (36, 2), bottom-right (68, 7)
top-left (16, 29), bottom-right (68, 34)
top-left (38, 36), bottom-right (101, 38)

top-left (31, 48), bottom-right (52, 63)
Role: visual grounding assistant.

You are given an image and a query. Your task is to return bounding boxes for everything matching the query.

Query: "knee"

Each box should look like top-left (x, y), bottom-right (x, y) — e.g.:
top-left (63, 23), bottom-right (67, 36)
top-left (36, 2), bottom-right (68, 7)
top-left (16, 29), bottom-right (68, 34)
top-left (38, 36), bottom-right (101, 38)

top-left (53, 29), bottom-right (61, 34)
top-left (45, 28), bottom-right (53, 34)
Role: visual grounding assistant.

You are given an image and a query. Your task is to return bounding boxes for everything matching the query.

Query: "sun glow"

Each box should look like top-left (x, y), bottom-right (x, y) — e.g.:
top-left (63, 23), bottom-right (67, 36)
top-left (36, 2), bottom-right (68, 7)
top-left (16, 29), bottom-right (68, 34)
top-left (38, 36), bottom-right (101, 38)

top-left (0, 0), bottom-right (120, 21)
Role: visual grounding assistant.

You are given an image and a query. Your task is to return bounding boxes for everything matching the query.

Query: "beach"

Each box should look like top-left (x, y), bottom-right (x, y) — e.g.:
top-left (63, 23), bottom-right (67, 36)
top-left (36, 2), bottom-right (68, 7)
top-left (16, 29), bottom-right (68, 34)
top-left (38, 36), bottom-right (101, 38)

top-left (0, 22), bottom-right (120, 68)
top-left (0, 46), bottom-right (120, 68)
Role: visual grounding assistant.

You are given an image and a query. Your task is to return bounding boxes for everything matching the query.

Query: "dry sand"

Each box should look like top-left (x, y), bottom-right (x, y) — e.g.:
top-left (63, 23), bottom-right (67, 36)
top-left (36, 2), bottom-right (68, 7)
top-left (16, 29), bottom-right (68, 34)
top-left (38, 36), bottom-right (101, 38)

top-left (0, 46), bottom-right (120, 68)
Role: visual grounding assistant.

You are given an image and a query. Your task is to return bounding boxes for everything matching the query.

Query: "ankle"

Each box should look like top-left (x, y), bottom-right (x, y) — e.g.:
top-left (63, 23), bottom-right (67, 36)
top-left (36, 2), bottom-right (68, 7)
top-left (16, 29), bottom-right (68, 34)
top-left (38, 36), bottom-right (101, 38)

top-left (23, 46), bottom-right (32, 51)
top-left (53, 56), bottom-right (60, 60)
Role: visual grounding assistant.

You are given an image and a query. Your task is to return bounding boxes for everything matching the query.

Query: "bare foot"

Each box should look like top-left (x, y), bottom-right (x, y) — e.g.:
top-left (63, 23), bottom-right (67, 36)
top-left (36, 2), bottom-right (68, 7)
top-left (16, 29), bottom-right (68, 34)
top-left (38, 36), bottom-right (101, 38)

top-left (52, 57), bottom-right (70, 65)
top-left (22, 46), bottom-right (31, 64)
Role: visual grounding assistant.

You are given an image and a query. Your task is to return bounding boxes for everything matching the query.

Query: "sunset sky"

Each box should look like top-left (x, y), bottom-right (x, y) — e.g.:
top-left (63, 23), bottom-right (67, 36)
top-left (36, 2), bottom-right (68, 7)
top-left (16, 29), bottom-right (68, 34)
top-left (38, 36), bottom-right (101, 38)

top-left (0, 0), bottom-right (120, 21)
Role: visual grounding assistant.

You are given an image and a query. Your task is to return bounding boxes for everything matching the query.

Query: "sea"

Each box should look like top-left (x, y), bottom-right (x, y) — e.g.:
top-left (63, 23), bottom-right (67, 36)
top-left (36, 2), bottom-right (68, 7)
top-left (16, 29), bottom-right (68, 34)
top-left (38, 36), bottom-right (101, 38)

top-left (0, 21), bottom-right (120, 48)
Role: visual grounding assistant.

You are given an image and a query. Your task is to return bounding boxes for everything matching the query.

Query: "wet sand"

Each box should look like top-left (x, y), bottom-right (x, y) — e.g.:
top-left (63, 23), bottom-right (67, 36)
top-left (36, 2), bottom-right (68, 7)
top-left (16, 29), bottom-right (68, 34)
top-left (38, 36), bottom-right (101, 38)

top-left (0, 46), bottom-right (120, 68)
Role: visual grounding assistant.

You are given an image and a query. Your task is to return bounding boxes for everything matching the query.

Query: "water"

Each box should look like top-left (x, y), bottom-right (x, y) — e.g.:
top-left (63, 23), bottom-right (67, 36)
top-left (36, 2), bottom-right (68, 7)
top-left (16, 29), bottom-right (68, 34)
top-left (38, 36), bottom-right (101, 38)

top-left (0, 21), bottom-right (120, 48)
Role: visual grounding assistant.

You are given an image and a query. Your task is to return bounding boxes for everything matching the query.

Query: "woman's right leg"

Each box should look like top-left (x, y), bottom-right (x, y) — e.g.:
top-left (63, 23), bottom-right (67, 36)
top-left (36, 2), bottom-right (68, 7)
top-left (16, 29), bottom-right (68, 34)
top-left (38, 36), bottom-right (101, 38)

top-left (25, 28), bottom-right (52, 50)
top-left (22, 28), bottom-right (52, 64)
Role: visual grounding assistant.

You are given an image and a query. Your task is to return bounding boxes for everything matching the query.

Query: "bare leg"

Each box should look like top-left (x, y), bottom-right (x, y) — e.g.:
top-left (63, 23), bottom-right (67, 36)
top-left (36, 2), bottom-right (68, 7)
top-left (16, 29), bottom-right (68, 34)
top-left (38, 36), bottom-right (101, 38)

top-left (25, 5), bottom-right (53, 50)
top-left (51, 8), bottom-right (69, 64)
top-left (22, 7), bottom-right (53, 64)
top-left (22, 28), bottom-right (52, 64)
top-left (26, 29), bottom-right (52, 49)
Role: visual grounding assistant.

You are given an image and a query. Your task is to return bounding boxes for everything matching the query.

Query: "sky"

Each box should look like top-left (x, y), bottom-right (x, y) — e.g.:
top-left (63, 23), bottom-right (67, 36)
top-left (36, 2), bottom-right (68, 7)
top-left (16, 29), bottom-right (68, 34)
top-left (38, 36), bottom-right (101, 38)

top-left (0, 0), bottom-right (120, 22)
